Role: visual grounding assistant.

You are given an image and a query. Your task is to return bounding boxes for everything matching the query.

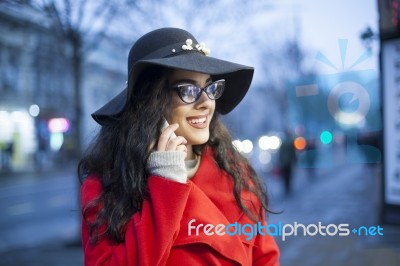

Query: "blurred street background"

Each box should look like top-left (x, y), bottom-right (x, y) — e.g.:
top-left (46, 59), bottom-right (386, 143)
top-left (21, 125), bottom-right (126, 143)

top-left (1, 0), bottom-right (400, 265)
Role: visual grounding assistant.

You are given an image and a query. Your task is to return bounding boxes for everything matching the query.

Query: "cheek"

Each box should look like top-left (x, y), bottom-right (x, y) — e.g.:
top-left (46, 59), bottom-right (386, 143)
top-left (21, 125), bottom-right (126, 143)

top-left (168, 105), bottom-right (189, 126)
top-left (210, 101), bottom-right (216, 114)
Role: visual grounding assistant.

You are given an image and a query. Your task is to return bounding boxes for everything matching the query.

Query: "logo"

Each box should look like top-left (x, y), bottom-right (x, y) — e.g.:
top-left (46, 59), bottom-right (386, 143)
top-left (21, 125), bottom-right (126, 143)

top-left (287, 39), bottom-right (381, 167)
top-left (188, 219), bottom-right (384, 241)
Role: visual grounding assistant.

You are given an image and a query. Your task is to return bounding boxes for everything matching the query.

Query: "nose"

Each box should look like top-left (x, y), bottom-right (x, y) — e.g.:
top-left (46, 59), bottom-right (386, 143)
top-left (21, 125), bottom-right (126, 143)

top-left (195, 90), bottom-right (213, 109)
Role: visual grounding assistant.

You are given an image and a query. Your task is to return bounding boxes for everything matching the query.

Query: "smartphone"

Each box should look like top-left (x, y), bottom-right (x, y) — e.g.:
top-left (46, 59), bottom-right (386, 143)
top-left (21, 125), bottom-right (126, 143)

top-left (148, 117), bottom-right (177, 152)
top-left (162, 117), bottom-right (177, 138)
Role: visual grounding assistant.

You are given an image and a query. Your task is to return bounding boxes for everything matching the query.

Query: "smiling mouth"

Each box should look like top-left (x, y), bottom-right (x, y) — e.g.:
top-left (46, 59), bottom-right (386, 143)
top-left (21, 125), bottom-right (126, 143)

top-left (187, 115), bottom-right (208, 128)
top-left (187, 116), bottom-right (207, 124)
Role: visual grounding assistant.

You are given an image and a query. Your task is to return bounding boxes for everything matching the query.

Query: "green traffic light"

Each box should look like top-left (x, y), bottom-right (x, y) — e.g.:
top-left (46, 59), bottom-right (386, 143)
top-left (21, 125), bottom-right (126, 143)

top-left (320, 130), bottom-right (333, 144)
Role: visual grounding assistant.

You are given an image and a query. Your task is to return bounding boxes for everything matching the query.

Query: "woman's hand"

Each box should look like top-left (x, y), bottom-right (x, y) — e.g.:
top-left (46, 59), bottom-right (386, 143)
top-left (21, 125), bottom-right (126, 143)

top-left (157, 123), bottom-right (188, 155)
top-left (146, 123), bottom-right (188, 183)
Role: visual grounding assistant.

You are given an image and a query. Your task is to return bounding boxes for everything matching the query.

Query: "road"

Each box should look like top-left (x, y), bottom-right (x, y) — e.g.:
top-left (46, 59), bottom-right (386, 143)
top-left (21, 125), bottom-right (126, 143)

top-left (0, 167), bottom-right (80, 252)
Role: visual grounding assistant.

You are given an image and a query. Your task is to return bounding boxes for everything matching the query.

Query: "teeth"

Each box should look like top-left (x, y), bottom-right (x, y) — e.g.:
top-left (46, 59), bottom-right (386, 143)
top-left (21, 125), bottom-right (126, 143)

top-left (188, 117), bottom-right (206, 124)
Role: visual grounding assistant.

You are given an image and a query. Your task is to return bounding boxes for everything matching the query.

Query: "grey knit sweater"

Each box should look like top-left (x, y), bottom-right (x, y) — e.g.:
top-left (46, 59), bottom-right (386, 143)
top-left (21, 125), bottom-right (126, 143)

top-left (146, 151), bottom-right (200, 183)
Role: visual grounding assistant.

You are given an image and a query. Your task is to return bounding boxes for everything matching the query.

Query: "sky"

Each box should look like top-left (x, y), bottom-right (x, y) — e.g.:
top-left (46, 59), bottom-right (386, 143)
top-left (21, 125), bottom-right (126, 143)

top-left (289, 0), bottom-right (379, 73)
top-left (197, 0), bottom-right (380, 84)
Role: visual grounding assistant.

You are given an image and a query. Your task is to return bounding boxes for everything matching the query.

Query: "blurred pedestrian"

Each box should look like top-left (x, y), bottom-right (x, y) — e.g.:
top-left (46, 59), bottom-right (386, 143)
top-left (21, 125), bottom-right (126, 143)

top-left (278, 132), bottom-right (296, 196)
top-left (0, 141), bottom-right (14, 173)
top-left (304, 138), bottom-right (317, 179)
top-left (78, 28), bottom-right (279, 265)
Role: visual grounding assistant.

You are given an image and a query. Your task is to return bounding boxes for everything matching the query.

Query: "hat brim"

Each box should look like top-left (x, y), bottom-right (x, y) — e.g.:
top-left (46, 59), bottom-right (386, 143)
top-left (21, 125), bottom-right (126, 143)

top-left (92, 52), bottom-right (254, 125)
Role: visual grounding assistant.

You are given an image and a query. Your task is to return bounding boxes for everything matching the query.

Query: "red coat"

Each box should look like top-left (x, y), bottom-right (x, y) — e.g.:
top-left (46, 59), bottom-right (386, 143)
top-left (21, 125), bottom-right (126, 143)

top-left (81, 147), bottom-right (280, 265)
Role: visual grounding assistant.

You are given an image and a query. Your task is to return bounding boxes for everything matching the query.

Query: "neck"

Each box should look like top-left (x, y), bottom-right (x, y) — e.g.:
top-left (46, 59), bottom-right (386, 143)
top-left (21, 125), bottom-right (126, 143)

top-left (185, 144), bottom-right (194, 160)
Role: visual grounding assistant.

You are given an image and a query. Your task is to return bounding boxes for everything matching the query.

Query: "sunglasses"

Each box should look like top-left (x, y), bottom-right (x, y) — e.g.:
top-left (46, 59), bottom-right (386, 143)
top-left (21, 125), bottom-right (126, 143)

top-left (173, 79), bottom-right (225, 104)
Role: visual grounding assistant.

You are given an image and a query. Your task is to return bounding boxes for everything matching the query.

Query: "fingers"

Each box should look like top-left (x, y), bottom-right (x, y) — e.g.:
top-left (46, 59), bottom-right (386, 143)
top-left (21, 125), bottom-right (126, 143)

top-left (165, 136), bottom-right (187, 151)
top-left (176, 144), bottom-right (188, 159)
top-left (157, 123), bottom-right (187, 152)
top-left (157, 123), bottom-right (178, 150)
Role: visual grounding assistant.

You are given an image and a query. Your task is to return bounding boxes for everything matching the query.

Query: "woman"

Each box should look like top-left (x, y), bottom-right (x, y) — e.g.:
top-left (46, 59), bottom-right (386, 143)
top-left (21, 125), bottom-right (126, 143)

top-left (79, 27), bottom-right (280, 265)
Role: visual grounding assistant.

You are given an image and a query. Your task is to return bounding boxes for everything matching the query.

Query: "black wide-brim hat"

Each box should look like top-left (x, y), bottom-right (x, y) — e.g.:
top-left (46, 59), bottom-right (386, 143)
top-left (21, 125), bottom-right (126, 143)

top-left (92, 27), bottom-right (254, 125)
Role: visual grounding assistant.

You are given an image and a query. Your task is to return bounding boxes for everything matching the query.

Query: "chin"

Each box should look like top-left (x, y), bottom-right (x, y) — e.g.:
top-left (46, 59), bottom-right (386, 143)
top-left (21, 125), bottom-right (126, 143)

top-left (188, 134), bottom-right (209, 146)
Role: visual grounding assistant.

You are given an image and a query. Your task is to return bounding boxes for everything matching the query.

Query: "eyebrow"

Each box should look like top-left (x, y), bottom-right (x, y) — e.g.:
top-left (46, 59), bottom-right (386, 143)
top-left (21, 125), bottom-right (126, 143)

top-left (171, 77), bottom-right (212, 87)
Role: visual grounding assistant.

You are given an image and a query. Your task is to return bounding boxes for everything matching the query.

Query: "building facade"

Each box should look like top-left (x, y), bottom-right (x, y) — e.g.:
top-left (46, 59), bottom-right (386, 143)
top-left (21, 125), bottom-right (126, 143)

top-left (0, 2), bottom-right (126, 173)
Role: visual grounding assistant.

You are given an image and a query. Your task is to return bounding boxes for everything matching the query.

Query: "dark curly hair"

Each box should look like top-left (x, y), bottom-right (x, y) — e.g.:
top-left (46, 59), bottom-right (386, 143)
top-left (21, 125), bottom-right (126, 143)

top-left (78, 66), bottom-right (271, 244)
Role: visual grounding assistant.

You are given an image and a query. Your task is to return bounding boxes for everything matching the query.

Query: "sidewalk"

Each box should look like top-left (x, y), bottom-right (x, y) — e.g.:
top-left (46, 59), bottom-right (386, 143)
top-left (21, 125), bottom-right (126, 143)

top-left (266, 161), bottom-right (400, 266)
